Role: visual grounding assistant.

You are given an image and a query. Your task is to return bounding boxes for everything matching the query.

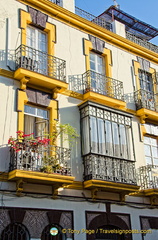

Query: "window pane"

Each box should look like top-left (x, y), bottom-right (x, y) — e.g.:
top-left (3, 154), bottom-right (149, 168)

top-left (90, 116), bottom-right (98, 153)
top-left (105, 120), bottom-right (113, 156)
top-left (152, 147), bottom-right (158, 158)
top-left (27, 27), bottom-right (35, 48)
top-left (120, 124), bottom-right (128, 159)
top-left (38, 31), bottom-right (47, 52)
top-left (112, 122), bottom-right (120, 157)
top-left (35, 118), bottom-right (49, 138)
top-left (144, 144), bottom-right (151, 156)
top-left (144, 136), bottom-right (150, 144)
top-left (90, 61), bottom-right (96, 71)
top-left (97, 118), bottom-right (106, 154)
top-left (24, 115), bottom-right (35, 135)
top-left (82, 117), bottom-right (90, 155)
top-left (153, 158), bottom-right (158, 165)
top-left (145, 156), bottom-right (152, 165)
top-left (37, 108), bottom-right (48, 119)
top-left (24, 105), bottom-right (36, 115)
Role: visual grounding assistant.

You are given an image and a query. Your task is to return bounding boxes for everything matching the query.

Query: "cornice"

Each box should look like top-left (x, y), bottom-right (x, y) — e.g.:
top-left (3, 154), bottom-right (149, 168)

top-left (18, 0), bottom-right (158, 63)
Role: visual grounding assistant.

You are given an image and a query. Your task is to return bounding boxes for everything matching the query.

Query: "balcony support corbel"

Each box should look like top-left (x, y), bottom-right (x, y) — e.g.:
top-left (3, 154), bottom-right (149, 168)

top-left (52, 184), bottom-right (63, 199)
top-left (140, 114), bottom-right (148, 124)
top-left (120, 192), bottom-right (127, 202)
top-left (16, 179), bottom-right (24, 196)
top-left (20, 77), bottom-right (30, 90)
top-left (91, 188), bottom-right (98, 200)
top-left (52, 87), bottom-right (62, 99)
top-left (150, 195), bottom-right (158, 206)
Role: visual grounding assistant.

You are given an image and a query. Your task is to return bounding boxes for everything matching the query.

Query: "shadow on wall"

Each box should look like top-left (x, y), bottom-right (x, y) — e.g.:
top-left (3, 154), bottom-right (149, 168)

top-left (0, 144), bottom-right (10, 172)
top-left (0, 49), bottom-right (15, 70)
top-left (124, 92), bottom-right (136, 110)
top-left (59, 105), bottom-right (82, 179)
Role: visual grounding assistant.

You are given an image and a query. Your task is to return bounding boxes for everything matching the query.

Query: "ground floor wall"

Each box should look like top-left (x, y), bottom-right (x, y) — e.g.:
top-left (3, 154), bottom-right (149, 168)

top-left (0, 193), bottom-right (158, 240)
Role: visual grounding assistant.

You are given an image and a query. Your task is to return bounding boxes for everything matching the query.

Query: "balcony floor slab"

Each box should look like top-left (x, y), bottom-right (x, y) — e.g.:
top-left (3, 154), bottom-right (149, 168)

top-left (14, 68), bottom-right (68, 92)
top-left (8, 169), bottom-right (75, 186)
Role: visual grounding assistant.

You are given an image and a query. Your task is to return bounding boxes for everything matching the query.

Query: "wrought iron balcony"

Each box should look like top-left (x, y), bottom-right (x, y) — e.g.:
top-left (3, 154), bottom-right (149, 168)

top-left (126, 32), bottom-right (158, 53)
top-left (134, 89), bottom-right (158, 112)
top-left (48, 0), bottom-right (63, 7)
top-left (15, 45), bottom-right (66, 82)
top-left (69, 70), bottom-right (124, 101)
top-left (137, 165), bottom-right (158, 190)
top-left (83, 154), bottom-right (137, 185)
top-left (9, 142), bottom-right (71, 176)
top-left (75, 7), bottom-right (112, 31)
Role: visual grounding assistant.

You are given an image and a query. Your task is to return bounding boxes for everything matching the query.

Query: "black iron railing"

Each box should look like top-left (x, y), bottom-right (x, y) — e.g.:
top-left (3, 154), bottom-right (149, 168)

top-left (134, 89), bottom-right (158, 112)
top-left (48, 0), bottom-right (63, 7)
top-left (15, 45), bottom-right (66, 82)
top-left (137, 165), bottom-right (158, 189)
top-left (9, 142), bottom-right (71, 175)
top-left (126, 32), bottom-right (158, 53)
top-left (75, 7), bottom-right (112, 31)
top-left (83, 154), bottom-right (137, 184)
top-left (69, 70), bottom-right (124, 100)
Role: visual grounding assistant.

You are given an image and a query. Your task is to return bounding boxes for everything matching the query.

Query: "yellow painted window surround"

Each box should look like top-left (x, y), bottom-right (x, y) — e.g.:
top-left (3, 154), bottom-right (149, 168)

top-left (20, 10), bottom-right (55, 56)
top-left (133, 60), bottom-right (156, 94)
top-left (84, 39), bottom-right (112, 78)
top-left (17, 90), bottom-right (57, 136)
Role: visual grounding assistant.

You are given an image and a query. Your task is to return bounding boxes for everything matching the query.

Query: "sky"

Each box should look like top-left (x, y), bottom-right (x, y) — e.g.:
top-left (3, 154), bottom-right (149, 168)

top-left (75, 0), bottom-right (158, 45)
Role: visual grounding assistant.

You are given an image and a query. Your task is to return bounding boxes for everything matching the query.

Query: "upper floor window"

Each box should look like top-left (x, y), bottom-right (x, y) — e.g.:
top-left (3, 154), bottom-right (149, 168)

top-left (144, 123), bottom-right (158, 166)
top-left (139, 70), bottom-right (153, 92)
top-left (90, 52), bottom-right (105, 75)
top-left (144, 136), bottom-right (158, 165)
top-left (24, 105), bottom-right (49, 138)
top-left (27, 26), bottom-right (47, 52)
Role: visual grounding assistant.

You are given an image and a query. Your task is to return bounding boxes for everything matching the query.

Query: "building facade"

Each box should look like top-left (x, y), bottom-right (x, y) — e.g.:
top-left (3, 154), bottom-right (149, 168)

top-left (0, 0), bottom-right (158, 239)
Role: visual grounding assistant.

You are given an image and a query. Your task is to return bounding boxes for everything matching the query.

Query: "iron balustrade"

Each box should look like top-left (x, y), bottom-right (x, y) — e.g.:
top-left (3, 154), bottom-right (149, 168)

top-left (126, 32), bottom-right (158, 53)
top-left (83, 154), bottom-right (137, 184)
top-left (69, 70), bottom-right (124, 100)
top-left (134, 89), bottom-right (158, 112)
top-left (75, 7), bottom-right (112, 31)
top-left (9, 142), bottom-right (72, 176)
top-left (15, 45), bottom-right (66, 82)
top-left (48, 0), bottom-right (63, 6)
top-left (137, 165), bottom-right (158, 189)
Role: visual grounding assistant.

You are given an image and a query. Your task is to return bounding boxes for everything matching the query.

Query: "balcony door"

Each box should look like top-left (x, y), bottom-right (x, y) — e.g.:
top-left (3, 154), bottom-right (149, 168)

top-left (26, 26), bottom-right (47, 74)
top-left (138, 69), bottom-right (155, 109)
top-left (89, 52), bottom-right (106, 94)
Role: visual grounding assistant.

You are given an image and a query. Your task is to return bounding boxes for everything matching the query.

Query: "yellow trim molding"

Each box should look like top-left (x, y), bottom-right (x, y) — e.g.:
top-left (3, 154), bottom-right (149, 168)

top-left (84, 39), bottom-right (112, 78)
top-left (83, 91), bottom-right (126, 110)
top-left (0, 68), bottom-right (14, 79)
top-left (8, 169), bottom-right (75, 185)
top-left (18, 0), bottom-right (158, 64)
top-left (14, 68), bottom-right (68, 91)
top-left (17, 89), bottom-right (58, 133)
top-left (20, 10), bottom-right (55, 56)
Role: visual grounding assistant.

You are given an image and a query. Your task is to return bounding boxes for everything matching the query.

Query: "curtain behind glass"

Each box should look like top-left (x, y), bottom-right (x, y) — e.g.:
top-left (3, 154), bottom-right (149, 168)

top-left (24, 115), bottom-right (35, 135)
top-left (82, 117), bottom-right (90, 155)
top-left (90, 116), bottom-right (98, 153)
top-left (119, 124), bottom-right (128, 159)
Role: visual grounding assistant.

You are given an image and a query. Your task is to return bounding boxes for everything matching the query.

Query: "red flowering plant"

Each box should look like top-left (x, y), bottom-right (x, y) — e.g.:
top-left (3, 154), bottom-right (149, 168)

top-left (8, 130), bottom-right (50, 152)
